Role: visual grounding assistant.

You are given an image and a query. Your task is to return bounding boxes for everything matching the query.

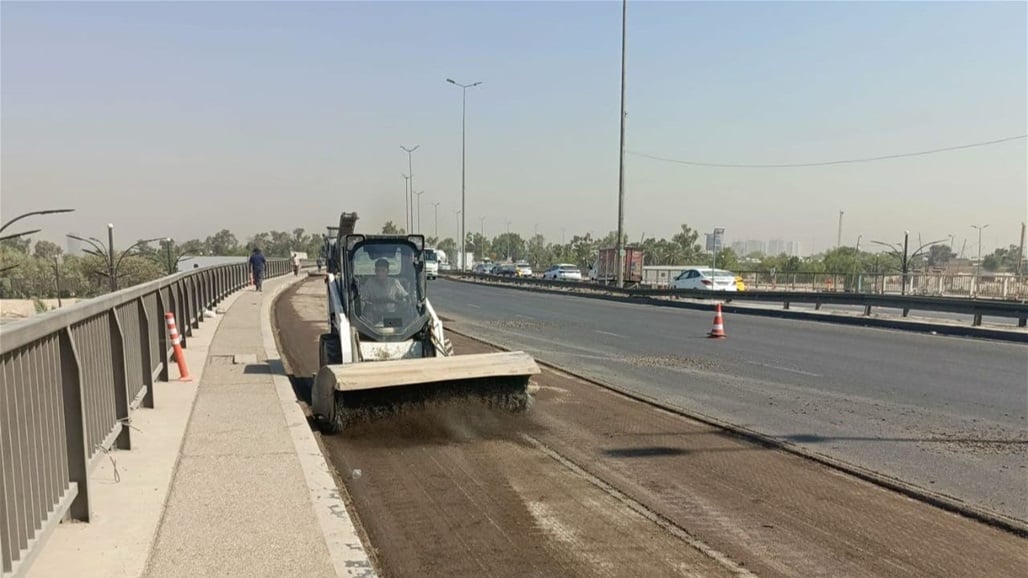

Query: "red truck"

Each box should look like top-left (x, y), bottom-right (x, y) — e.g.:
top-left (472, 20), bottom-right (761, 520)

top-left (589, 247), bottom-right (644, 284)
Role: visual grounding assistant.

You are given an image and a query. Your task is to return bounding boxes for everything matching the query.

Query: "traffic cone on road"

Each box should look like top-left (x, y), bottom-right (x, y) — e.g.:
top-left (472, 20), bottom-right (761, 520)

top-left (708, 303), bottom-right (726, 339)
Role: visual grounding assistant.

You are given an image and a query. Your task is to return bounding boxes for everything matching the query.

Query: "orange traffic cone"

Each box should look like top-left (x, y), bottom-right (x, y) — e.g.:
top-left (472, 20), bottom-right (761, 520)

top-left (708, 303), bottom-right (726, 339)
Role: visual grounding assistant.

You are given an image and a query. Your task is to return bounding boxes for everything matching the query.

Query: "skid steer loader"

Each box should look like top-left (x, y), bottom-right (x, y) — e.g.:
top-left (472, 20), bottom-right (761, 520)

top-left (311, 212), bottom-right (540, 433)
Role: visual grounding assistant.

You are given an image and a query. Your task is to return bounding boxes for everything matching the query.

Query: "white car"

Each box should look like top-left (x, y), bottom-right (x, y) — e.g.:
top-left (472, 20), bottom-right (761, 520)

top-left (542, 263), bottom-right (582, 281)
top-left (671, 267), bottom-right (738, 291)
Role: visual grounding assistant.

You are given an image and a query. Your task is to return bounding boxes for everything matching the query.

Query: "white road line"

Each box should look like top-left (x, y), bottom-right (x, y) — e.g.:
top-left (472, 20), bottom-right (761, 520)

top-left (515, 314), bottom-right (533, 319)
top-left (745, 360), bottom-right (821, 377)
top-left (594, 330), bottom-right (623, 338)
top-left (467, 304), bottom-right (481, 309)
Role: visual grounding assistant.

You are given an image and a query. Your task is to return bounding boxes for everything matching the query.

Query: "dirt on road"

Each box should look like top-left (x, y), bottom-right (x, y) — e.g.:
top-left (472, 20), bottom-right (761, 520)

top-left (274, 279), bottom-right (1027, 578)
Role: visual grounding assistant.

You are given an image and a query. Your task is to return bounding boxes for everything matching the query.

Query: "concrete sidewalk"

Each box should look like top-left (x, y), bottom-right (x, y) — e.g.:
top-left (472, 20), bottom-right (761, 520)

top-left (28, 274), bottom-right (373, 578)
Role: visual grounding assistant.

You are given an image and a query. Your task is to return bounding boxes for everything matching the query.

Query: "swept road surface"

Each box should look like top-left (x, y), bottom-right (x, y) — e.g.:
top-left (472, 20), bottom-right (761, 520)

top-left (428, 279), bottom-right (1028, 522)
top-left (275, 279), bottom-right (1027, 577)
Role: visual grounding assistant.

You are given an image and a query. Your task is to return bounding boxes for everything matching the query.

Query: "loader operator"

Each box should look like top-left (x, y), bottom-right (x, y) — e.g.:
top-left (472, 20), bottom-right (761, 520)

top-left (359, 258), bottom-right (410, 322)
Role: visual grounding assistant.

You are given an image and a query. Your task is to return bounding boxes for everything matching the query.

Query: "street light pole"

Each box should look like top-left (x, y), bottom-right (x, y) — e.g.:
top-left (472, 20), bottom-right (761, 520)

top-left (432, 202), bottom-right (441, 239)
top-left (971, 224), bottom-right (989, 297)
top-left (107, 224), bottom-right (116, 291)
top-left (615, 0), bottom-right (628, 289)
top-left (401, 146), bottom-right (419, 233)
top-left (447, 78), bottom-right (482, 271)
top-left (505, 220), bottom-right (512, 261)
top-left (414, 191), bottom-right (424, 233)
top-left (402, 174), bottom-right (411, 232)
top-left (165, 238), bottom-right (174, 275)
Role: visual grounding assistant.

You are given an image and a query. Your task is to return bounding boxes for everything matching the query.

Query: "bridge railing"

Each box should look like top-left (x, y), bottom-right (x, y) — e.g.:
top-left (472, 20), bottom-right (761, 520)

top-left (442, 272), bottom-right (1028, 327)
top-left (0, 259), bottom-right (289, 577)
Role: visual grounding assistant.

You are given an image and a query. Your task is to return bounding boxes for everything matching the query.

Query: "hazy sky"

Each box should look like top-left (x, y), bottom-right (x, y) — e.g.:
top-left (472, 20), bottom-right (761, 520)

top-left (2, 1), bottom-right (1025, 256)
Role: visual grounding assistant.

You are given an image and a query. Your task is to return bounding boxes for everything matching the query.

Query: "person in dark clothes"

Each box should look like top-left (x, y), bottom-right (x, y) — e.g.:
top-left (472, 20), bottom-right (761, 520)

top-left (249, 247), bottom-right (267, 291)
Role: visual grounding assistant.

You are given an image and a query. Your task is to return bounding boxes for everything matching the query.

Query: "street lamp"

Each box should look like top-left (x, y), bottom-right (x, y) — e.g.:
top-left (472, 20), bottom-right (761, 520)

top-left (401, 145), bottom-right (419, 233)
top-left (447, 77), bottom-right (482, 271)
top-left (0, 208), bottom-right (74, 235)
top-left (432, 202), bottom-right (441, 239)
top-left (871, 232), bottom-right (946, 295)
top-left (971, 224), bottom-right (989, 297)
top-left (67, 228), bottom-right (161, 292)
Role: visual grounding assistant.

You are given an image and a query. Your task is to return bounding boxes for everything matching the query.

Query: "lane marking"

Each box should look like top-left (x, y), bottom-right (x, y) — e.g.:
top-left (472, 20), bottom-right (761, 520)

top-left (745, 360), bottom-right (821, 378)
top-left (515, 314), bottom-right (533, 319)
top-left (467, 304), bottom-right (481, 309)
top-left (594, 330), bottom-right (624, 338)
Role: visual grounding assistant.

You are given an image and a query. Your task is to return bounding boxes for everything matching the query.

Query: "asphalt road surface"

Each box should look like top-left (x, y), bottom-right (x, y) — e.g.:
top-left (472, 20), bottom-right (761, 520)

top-left (274, 279), bottom-right (1027, 577)
top-left (428, 279), bottom-right (1028, 522)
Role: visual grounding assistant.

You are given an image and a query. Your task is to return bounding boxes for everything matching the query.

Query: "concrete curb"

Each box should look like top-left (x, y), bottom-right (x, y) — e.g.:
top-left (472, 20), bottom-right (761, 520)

top-left (444, 277), bottom-right (1028, 343)
top-left (444, 325), bottom-right (1028, 538)
top-left (261, 276), bottom-right (376, 577)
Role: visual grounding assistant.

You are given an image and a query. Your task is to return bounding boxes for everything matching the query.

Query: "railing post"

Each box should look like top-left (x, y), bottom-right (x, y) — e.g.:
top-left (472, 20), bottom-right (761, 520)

top-left (972, 313), bottom-right (983, 327)
top-left (156, 289), bottom-right (170, 382)
top-left (108, 310), bottom-right (131, 450)
top-left (137, 299), bottom-right (155, 408)
top-left (58, 328), bottom-right (90, 522)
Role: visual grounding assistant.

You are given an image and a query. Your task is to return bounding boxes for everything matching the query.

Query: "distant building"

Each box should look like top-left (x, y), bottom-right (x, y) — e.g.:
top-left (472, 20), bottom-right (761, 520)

top-left (66, 235), bottom-right (84, 256)
top-left (177, 256), bottom-right (247, 272)
top-left (767, 239), bottom-right (785, 255)
top-left (785, 241), bottom-right (802, 257)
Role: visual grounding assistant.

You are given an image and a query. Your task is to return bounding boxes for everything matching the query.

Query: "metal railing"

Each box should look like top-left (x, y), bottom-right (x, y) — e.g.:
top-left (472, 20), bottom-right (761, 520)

top-left (0, 259), bottom-right (289, 577)
top-left (443, 272), bottom-right (1028, 328)
top-left (640, 268), bottom-right (1028, 300)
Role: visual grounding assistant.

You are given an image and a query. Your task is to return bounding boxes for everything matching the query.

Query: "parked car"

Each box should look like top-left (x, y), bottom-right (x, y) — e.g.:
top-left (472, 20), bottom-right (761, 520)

top-left (514, 261), bottom-right (533, 277)
top-left (542, 263), bottom-right (583, 281)
top-left (495, 264), bottom-right (517, 277)
top-left (473, 263), bottom-right (494, 275)
top-left (671, 268), bottom-right (739, 291)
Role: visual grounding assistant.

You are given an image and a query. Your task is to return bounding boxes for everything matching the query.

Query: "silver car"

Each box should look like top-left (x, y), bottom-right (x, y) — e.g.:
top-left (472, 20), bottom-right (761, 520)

top-left (542, 263), bottom-right (582, 281)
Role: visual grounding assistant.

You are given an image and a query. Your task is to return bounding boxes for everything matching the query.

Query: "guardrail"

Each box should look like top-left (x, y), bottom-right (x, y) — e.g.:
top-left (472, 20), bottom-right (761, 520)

top-left (0, 259), bottom-right (289, 577)
top-left (443, 272), bottom-right (1028, 328)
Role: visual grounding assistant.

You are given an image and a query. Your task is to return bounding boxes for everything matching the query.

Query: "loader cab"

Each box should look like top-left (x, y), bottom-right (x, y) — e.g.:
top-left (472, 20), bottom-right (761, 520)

top-left (341, 235), bottom-right (429, 342)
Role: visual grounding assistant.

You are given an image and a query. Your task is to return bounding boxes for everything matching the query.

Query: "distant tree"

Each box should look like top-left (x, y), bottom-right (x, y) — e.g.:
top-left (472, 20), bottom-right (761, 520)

top-left (437, 237), bottom-right (457, 262)
top-left (205, 229), bottom-right (239, 255)
top-left (382, 221), bottom-right (405, 234)
top-left (926, 244), bottom-right (955, 268)
top-left (982, 245), bottom-right (1019, 272)
top-left (33, 240), bottom-right (63, 260)
top-left (715, 247), bottom-right (740, 271)
top-left (0, 236), bottom-right (31, 254)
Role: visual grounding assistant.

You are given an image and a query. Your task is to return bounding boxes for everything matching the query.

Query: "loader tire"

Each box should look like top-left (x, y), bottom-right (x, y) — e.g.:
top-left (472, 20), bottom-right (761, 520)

top-left (318, 333), bottom-right (342, 368)
top-left (315, 333), bottom-right (344, 434)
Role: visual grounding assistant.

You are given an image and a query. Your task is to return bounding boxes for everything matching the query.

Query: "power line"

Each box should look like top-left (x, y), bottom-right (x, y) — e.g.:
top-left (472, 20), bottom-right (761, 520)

top-left (628, 134), bottom-right (1027, 169)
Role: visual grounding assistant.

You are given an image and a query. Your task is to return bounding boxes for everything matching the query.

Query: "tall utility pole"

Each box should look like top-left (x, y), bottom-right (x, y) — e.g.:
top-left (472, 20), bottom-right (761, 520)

top-left (401, 145), bottom-right (419, 233)
top-left (1017, 222), bottom-right (1026, 280)
top-left (446, 78), bottom-right (482, 271)
top-left (480, 216), bottom-right (485, 239)
top-left (414, 191), bottom-right (424, 232)
top-left (402, 174), bottom-right (411, 231)
top-left (971, 224), bottom-right (989, 297)
top-left (432, 202), bottom-right (441, 238)
top-left (505, 220), bottom-right (512, 261)
top-left (615, 0), bottom-right (628, 288)
top-left (837, 210), bottom-right (844, 248)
